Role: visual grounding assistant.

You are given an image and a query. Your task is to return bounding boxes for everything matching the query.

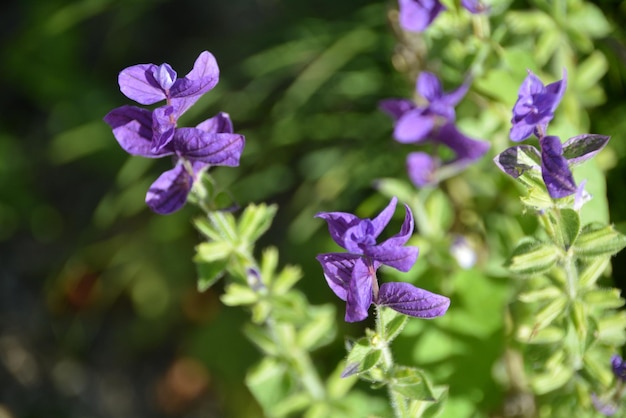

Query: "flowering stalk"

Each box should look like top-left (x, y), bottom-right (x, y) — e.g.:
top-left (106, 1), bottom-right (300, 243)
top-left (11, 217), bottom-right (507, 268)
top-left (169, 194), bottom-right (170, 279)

top-left (495, 70), bottom-right (626, 416)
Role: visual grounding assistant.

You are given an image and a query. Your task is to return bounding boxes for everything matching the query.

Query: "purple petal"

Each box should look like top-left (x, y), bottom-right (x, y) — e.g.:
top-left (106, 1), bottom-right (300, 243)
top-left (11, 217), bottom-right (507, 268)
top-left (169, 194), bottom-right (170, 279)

top-left (417, 72), bottom-right (443, 103)
top-left (377, 282), bottom-right (450, 318)
top-left (118, 63), bottom-right (167, 105)
top-left (145, 164), bottom-right (194, 215)
top-left (440, 82), bottom-right (470, 109)
top-left (345, 258), bottom-right (374, 322)
top-left (379, 99), bottom-right (415, 121)
top-left (562, 134), bottom-right (610, 166)
top-left (370, 197), bottom-right (398, 239)
top-left (151, 105), bottom-right (176, 152)
top-left (379, 204), bottom-right (415, 247)
top-left (315, 211), bottom-right (360, 249)
top-left (103, 105), bottom-right (174, 158)
top-left (153, 63), bottom-right (177, 91)
top-left (544, 68), bottom-right (567, 113)
top-left (509, 122), bottom-right (536, 142)
top-left (461, 0), bottom-right (489, 13)
top-left (365, 244), bottom-right (418, 272)
top-left (196, 112), bottom-right (234, 134)
top-left (170, 51), bottom-right (220, 116)
top-left (518, 70), bottom-right (545, 97)
top-left (343, 221), bottom-right (377, 254)
top-left (173, 128), bottom-right (244, 167)
top-left (574, 180), bottom-right (589, 211)
top-left (591, 393), bottom-right (618, 416)
top-left (434, 123), bottom-right (490, 161)
top-left (611, 354), bottom-right (626, 381)
top-left (394, 109), bottom-right (435, 143)
top-left (540, 135), bottom-right (577, 198)
top-left (407, 152), bottom-right (438, 187)
top-left (316, 253), bottom-right (362, 301)
top-left (493, 145), bottom-right (541, 178)
top-left (398, 0), bottom-right (446, 32)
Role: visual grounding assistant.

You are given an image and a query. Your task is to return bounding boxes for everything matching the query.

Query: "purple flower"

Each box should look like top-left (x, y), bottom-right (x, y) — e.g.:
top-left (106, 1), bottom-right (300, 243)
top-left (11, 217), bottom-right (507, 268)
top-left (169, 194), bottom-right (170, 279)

top-left (611, 354), bottom-right (626, 382)
top-left (510, 69), bottom-right (567, 142)
top-left (104, 51), bottom-right (245, 215)
top-left (315, 197), bottom-right (450, 322)
top-left (398, 0), bottom-right (487, 32)
top-left (116, 51), bottom-right (220, 152)
top-left (380, 72), bottom-right (489, 187)
top-left (592, 393), bottom-right (619, 416)
top-left (495, 132), bottom-right (610, 201)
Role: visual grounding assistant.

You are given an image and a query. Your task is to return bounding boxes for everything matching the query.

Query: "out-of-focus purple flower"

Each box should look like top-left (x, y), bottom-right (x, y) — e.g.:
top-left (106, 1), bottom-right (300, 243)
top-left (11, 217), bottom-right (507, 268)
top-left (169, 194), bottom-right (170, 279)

top-left (380, 72), bottom-right (489, 187)
top-left (315, 197), bottom-right (450, 322)
top-left (611, 354), bottom-right (626, 381)
top-left (592, 393), bottom-right (618, 416)
top-left (510, 69), bottom-right (567, 142)
top-left (398, 0), bottom-right (487, 32)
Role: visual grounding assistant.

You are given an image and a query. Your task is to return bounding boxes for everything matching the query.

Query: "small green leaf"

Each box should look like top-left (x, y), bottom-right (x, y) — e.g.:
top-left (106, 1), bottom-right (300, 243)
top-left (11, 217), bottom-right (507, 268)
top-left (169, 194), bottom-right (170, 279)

top-left (382, 309), bottom-right (409, 343)
top-left (533, 296), bottom-right (567, 331)
top-left (518, 286), bottom-right (561, 303)
top-left (342, 337), bottom-right (374, 377)
top-left (572, 223), bottom-right (626, 258)
top-left (373, 178), bottom-right (416, 205)
top-left (246, 358), bottom-right (291, 415)
top-left (193, 217), bottom-right (221, 241)
top-left (272, 265), bottom-right (303, 294)
top-left (583, 288), bottom-right (625, 311)
top-left (558, 208), bottom-right (580, 248)
top-left (326, 361), bottom-right (358, 400)
top-left (271, 392), bottom-right (311, 417)
top-left (575, 51), bottom-right (608, 92)
top-left (389, 366), bottom-right (436, 401)
top-left (220, 283), bottom-right (259, 306)
top-left (597, 312), bottom-right (626, 345)
top-left (208, 211), bottom-right (238, 241)
top-left (244, 324), bottom-right (279, 356)
top-left (531, 363), bottom-right (573, 394)
top-left (578, 256), bottom-right (611, 289)
top-left (516, 325), bottom-right (565, 344)
top-left (507, 238), bottom-right (561, 277)
top-left (196, 259), bottom-right (228, 292)
top-left (297, 305), bottom-right (337, 350)
top-left (194, 241), bottom-right (233, 263)
top-left (238, 203), bottom-right (277, 242)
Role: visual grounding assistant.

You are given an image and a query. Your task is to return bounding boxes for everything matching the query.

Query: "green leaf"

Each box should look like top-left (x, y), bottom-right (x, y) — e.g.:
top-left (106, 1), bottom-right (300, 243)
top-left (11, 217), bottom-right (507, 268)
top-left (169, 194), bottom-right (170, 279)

top-left (504, 10), bottom-right (553, 35)
top-left (583, 288), bottom-right (625, 311)
top-left (516, 325), bottom-right (565, 344)
top-left (597, 312), bottom-right (626, 345)
top-left (507, 238), bottom-right (561, 277)
top-left (578, 256), bottom-right (611, 289)
top-left (196, 259), bottom-right (228, 292)
top-left (208, 211), bottom-right (238, 241)
top-left (382, 308), bottom-right (409, 343)
top-left (244, 324), bottom-right (279, 356)
top-left (238, 203), bottom-right (278, 242)
top-left (220, 283), bottom-right (259, 306)
top-left (272, 264), bottom-right (303, 294)
top-left (297, 305), bottom-right (337, 350)
top-left (517, 286), bottom-right (561, 303)
top-left (193, 217), bottom-right (222, 241)
top-left (373, 178), bottom-right (416, 208)
top-left (389, 366), bottom-right (436, 402)
top-left (425, 189), bottom-right (454, 235)
top-left (341, 337), bottom-right (375, 377)
top-left (271, 392), bottom-right (311, 417)
top-left (246, 358), bottom-right (292, 415)
top-left (572, 223), bottom-right (626, 258)
top-left (326, 361), bottom-right (358, 400)
top-left (194, 241), bottom-right (233, 263)
top-left (575, 51), bottom-right (608, 92)
top-left (531, 363), bottom-right (573, 394)
top-left (535, 29), bottom-right (561, 66)
top-left (533, 296), bottom-right (567, 331)
top-left (558, 208), bottom-right (580, 248)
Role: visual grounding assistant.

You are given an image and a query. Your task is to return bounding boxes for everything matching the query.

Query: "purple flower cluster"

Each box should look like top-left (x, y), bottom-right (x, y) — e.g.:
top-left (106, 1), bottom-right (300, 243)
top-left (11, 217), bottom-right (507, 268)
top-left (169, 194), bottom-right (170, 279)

top-left (591, 354), bottom-right (626, 416)
top-left (398, 0), bottom-right (488, 33)
top-left (495, 70), bottom-right (610, 201)
top-left (104, 51), bottom-right (245, 214)
top-left (380, 72), bottom-right (490, 187)
top-left (316, 197), bottom-right (450, 322)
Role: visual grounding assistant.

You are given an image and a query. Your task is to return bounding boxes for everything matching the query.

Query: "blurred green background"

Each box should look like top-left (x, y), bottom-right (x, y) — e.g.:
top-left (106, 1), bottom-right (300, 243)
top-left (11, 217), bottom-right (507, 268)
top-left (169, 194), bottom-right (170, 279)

top-left (1, 0), bottom-right (626, 417)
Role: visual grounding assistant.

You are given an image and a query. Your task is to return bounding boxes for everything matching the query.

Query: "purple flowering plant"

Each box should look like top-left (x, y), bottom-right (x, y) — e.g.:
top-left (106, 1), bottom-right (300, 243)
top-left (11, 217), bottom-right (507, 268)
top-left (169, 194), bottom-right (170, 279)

top-left (380, 72), bottom-right (490, 187)
top-left (316, 197), bottom-right (450, 322)
top-left (104, 51), bottom-right (245, 214)
top-left (397, 0), bottom-right (487, 32)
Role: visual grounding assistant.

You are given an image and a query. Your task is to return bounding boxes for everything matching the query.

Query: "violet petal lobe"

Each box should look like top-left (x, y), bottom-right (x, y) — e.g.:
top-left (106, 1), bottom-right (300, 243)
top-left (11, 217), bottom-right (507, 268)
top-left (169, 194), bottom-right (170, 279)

top-left (104, 105), bottom-right (174, 158)
top-left (611, 354), bottom-right (626, 381)
top-left (379, 99), bottom-right (415, 121)
top-left (196, 112), bottom-right (234, 134)
top-left (540, 135), bottom-right (577, 198)
top-left (562, 134), bottom-right (610, 166)
top-left (407, 152), bottom-right (437, 187)
top-left (417, 72), bottom-right (443, 103)
top-left (173, 128), bottom-right (244, 167)
top-left (345, 258), bottom-right (374, 322)
top-left (315, 253), bottom-right (361, 301)
top-left (170, 51), bottom-right (220, 116)
top-left (377, 282), bottom-right (450, 318)
top-left (370, 197), bottom-right (398, 239)
top-left (365, 244), bottom-right (418, 272)
top-left (154, 63), bottom-right (177, 91)
top-left (315, 211), bottom-right (360, 248)
top-left (118, 63), bottom-right (167, 105)
top-left (379, 204), bottom-right (414, 248)
top-left (145, 164), bottom-right (194, 215)
top-left (394, 109), bottom-right (435, 143)
top-left (151, 105), bottom-right (176, 152)
top-left (461, 0), bottom-right (488, 13)
top-left (435, 123), bottom-right (490, 162)
top-left (398, 0), bottom-right (445, 33)
top-left (493, 145), bottom-right (541, 179)
top-left (544, 68), bottom-right (567, 113)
